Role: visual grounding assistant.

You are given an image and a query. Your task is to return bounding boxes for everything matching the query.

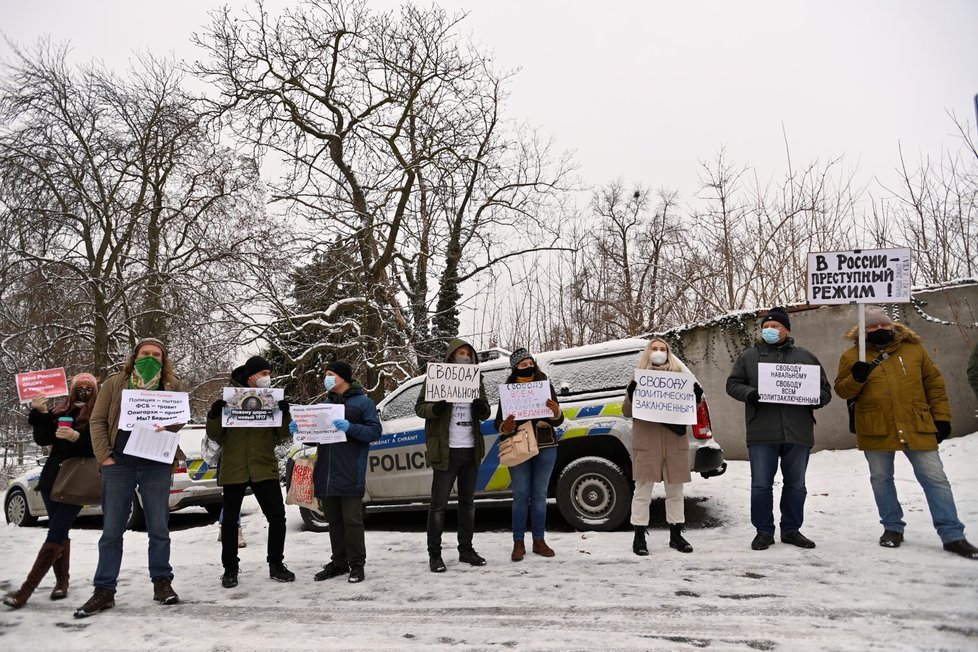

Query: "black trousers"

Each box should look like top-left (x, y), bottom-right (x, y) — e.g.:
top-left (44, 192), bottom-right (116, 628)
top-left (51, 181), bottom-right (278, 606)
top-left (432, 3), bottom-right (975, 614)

top-left (40, 490), bottom-right (83, 544)
top-left (322, 495), bottom-right (366, 567)
top-left (221, 479), bottom-right (286, 571)
top-left (426, 447), bottom-right (478, 555)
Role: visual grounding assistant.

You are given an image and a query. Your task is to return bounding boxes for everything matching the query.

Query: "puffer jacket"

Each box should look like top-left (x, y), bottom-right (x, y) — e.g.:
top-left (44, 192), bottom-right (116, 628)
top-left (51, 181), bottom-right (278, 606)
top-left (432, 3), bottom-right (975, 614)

top-left (834, 324), bottom-right (950, 451)
top-left (28, 406), bottom-right (95, 493)
top-left (726, 337), bottom-right (832, 447)
top-left (313, 384), bottom-right (382, 497)
top-left (205, 378), bottom-right (293, 486)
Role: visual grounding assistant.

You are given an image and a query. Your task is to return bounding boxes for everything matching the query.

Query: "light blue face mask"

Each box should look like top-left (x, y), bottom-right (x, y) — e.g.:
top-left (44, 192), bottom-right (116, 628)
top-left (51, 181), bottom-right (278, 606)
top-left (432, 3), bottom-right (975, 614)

top-left (761, 327), bottom-right (781, 344)
top-left (323, 375), bottom-right (337, 391)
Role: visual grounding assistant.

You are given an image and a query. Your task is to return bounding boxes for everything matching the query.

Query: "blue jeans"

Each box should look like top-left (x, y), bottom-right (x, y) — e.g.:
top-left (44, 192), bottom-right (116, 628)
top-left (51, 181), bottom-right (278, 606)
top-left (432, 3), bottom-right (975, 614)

top-left (748, 443), bottom-right (810, 536)
top-left (864, 448), bottom-right (965, 543)
top-left (94, 462), bottom-right (173, 590)
top-left (509, 446), bottom-right (558, 540)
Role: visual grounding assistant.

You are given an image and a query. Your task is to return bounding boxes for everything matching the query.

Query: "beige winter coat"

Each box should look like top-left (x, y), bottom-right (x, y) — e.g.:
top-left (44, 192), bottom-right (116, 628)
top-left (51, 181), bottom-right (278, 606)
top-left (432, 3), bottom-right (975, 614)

top-left (623, 395), bottom-right (692, 484)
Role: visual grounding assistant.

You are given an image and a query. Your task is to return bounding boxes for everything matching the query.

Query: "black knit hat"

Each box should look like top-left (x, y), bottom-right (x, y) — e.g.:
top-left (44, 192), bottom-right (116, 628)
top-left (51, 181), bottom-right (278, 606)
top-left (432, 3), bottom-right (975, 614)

top-left (326, 361), bottom-right (354, 383)
top-left (763, 307), bottom-right (791, 331)
top-left (509, 347), bottom-right (534, 369)
top-left (235, 355), bottom-right (272, 379)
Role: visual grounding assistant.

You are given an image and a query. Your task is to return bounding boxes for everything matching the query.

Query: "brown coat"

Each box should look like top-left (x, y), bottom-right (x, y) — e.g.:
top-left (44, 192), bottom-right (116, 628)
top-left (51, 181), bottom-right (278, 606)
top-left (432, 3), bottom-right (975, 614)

top-left (623, 394), bottom-right (691, 484)
top-left (834, 324), bottom-right (950, 451)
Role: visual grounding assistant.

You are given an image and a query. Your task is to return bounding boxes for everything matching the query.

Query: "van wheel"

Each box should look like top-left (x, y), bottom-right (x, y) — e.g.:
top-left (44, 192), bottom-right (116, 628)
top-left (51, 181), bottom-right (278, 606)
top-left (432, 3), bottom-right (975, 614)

top-left (300, 507), bottom-right (329, 533)
top-left (556, 456), bottom-right (631, 531)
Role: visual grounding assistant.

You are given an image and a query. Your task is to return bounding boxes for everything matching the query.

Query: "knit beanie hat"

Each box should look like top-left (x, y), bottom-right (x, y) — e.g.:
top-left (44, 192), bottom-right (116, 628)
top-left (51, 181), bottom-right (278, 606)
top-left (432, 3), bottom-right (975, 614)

top-left (326, 361), bottom-right (354, 383)
top-left (509, 347), bottom-right (534, 369)
top-left (238, 355), bottom-right (272, 379)
top-left (134, 337), bottom-right (167, 355)
top-left (764, 307), bottom-right (791, 331)
top-left (864, 306), bottom-right (893, 328)
top-left (70, 373), bottom-right (98, 389)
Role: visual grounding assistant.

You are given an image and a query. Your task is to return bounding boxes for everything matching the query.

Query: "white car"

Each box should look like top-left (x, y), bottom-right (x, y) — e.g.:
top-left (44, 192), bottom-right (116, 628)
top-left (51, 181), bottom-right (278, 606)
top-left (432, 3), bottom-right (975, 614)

top-left (4, 424), bottom-right (223, 529)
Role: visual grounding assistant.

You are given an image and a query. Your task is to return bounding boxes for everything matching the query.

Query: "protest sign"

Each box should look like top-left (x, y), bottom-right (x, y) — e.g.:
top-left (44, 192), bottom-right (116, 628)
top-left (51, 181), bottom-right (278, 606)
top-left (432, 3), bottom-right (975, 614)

top-left (290, 404), bottom-right (346, 444)
top-left (119, 390), bottom-right (191, 430)
top-left (122, 424), bottom-right (181, 464)
top-left (630, 370), bottom-right (697, 425)
top-left (807, 247), bottom-right (912, 305)
top-left (498, 381), bottom-right (553, 420)
top-left (757, 363), bottom-right (821, 405)
top-left (221, 387), bottom-right (285, 428)
top-left (424, 363), bottom-right (481, 403)
top-left (15, 368), bottom-right (69, 403)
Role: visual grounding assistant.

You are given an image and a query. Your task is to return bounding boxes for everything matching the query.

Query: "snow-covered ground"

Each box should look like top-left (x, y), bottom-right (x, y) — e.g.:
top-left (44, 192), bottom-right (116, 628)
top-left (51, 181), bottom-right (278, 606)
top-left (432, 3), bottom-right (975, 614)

top-left (3, 435), bottom-right (978, 651)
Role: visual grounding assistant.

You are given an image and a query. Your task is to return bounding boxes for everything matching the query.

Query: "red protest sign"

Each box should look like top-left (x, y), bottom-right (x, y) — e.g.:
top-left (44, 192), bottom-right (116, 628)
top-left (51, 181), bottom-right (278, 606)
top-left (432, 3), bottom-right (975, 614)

top-left (15, 368), bottom-right (69, 403)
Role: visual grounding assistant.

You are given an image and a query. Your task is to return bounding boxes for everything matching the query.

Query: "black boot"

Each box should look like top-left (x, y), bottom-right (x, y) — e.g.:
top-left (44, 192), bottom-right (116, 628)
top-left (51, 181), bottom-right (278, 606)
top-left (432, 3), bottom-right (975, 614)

top-left (669, 524), bottom-right (693, 553)
top-left (632, 526), bottom-right (649, 556)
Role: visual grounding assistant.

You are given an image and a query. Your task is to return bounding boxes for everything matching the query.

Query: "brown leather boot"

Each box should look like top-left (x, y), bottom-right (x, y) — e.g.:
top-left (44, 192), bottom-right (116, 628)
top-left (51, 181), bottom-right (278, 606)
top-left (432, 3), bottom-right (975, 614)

top-left (532, 538), bottom-right (556, 557)
top-left (511, 540), bottom-right (525, 562)
top-left (51, 538), bottom-right (70, 600)
top-left (3, 542), bottom-right (62, 609)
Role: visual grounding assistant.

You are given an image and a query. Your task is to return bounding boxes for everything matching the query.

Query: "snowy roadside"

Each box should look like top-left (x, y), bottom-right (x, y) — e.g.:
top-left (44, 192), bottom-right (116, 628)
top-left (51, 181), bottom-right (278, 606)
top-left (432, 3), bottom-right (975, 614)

top-left (2, 435), bottom-right (977, 651)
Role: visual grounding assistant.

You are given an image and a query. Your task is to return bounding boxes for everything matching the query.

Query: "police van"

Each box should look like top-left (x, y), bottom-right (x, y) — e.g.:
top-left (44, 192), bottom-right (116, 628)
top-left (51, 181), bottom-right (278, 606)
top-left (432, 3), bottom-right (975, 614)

top-left (285, 338), bottom-right (726, 532)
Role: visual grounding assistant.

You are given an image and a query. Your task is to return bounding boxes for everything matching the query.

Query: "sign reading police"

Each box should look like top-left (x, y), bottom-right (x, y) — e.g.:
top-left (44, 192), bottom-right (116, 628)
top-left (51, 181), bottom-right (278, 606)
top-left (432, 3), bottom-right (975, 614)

top-left (630, 370), bottom-right (697, 425)
top-left (807, 247), bottom-right (911, 305)
top-left (424, 363), bottom-right (481, 403)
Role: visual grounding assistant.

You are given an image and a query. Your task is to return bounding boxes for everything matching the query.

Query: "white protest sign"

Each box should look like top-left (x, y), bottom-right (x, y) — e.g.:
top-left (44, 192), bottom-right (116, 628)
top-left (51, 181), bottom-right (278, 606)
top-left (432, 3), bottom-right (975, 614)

top-left (122, 424), bottom-right (181, 464)
top-left (221, 387), bottom-right (284, 428)
top-left (807, 247), bottom-right (912, 305)
top-left (630, 370), bottom-right (697, 425)
top-left (119, 390), bottom-right (191, 430)
top-left (424, 363), bottom-right (481, 403)
top-left (498, 381), bottom-right (553, 420)
top-left (290, 404), bottom-right (346, 444)
top-left (757, 363), bottom-right (821, 405)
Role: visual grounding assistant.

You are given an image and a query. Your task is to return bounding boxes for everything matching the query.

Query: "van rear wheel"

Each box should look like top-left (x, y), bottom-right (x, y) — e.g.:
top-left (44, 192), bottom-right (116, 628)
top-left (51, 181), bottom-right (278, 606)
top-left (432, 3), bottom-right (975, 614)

top-left (556, 456), bottom-right (631, 532)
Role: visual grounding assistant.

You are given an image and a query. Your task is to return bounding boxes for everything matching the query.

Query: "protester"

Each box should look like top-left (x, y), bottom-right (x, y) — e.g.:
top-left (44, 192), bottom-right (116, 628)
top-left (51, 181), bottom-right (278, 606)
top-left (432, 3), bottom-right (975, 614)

top-left (206, 356), bottom-right (294, 588)
top-left (968, 340), bottom-right (978, 401)
top-left (624, 339), bottom-right (702, 556)
top-left (835, 306), bottom-right (978, 559)
top-left (74, 338), bottom-right (184, 618)
top-left (494, 348), bottom-right (564, 561)
top-left (305, 361), bottom-right (382, 584)
top-left (416, 339), bottom-right (492, 572)
top-left (4, 374), bottom-right (98, 609)
top-left (726, 307), bottom-right (832, 551)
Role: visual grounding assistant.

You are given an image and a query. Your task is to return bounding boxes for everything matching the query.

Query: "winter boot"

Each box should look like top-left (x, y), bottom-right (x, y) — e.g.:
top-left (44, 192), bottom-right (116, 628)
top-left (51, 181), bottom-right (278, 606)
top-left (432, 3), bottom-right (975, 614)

top-left (632, 526), bottom-right (649, 556)
top-left (943, 539), bottom-right (978, 560)
top-left (669, 524), bottom-right (693, 553)
top-left (3, 542), bottom-right (62, 609)
top-left (152, 577), bottom-right (179, 605)
top-left (73, 587), bottom-right (115, 618)
top-left (237, 527), bottom-right (247, 548)
top-left (50, 538), bottom-right (70, 600)
top-left (511, 540), bottom-right (526, 562)
top-left (532, 539), bottom-right (556, 557)
top-left (269, 562), bottom-right (296, 582)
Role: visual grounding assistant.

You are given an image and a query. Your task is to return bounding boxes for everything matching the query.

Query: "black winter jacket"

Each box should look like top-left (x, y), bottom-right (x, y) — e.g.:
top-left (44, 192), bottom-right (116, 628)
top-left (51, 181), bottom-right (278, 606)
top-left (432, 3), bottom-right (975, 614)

top-left (28, 407), bottom-right (95, 494)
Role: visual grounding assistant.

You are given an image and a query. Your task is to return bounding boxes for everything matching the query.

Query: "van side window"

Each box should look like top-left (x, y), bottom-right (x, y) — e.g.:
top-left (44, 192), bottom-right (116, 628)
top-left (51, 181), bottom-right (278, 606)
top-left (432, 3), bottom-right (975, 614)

top-left (546, 350), bottom-right (642, 397)
top-left (381, 381), bottom-right (423, 420)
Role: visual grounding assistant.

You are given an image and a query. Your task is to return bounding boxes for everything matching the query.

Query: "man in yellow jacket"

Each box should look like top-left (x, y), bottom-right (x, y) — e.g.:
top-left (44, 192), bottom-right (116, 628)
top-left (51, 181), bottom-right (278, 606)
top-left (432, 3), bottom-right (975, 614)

top-left (835, 306), bottom-right (977, 559)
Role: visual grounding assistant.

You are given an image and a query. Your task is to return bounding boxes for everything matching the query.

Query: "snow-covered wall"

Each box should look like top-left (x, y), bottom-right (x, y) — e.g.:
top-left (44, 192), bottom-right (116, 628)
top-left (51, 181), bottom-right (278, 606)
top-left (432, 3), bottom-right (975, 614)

top-left (666, 281), bottom-right (978, 460)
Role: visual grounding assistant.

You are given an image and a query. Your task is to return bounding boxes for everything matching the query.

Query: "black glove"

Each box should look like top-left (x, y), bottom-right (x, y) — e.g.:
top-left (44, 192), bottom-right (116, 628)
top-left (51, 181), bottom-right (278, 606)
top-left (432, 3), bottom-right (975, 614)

top-left (626, 380), bottom-right (636, 401)
top-left (851, 361), bottom-right (874, 383)
top-left (207, 399), bottom-right (227, 420)
top-left (935, 420), bottom-right (951, 443)
top-left (472, 398), bottom-right (490, 418)
top-left (693, 382), bottom-right (704, 403)
top-left (278, 399), bottom-right (291, 414)
top-left (433, 400), bottom-right (449, 416)
top-left (747, 389), bottom-right (760, 405)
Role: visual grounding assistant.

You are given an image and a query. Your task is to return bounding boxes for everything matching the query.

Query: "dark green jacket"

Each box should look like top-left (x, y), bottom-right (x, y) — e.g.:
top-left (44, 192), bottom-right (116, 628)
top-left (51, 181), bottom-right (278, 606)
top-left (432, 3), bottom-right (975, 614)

top-left (415, 338), bottom-right (491, 471)
top-left (205, 379), bottom-right (292, 486)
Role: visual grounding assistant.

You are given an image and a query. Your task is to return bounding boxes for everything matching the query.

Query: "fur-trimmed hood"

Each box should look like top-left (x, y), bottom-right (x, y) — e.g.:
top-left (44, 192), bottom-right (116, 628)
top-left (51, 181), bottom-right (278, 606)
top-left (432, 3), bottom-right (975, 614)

top-left (844, 322), bottom-right (921, 346)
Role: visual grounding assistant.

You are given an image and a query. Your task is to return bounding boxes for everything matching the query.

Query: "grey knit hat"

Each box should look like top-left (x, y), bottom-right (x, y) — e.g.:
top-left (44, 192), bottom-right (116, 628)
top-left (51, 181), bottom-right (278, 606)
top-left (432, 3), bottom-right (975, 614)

top-left (509, 347), bottom-right (534, 369)
top-left (864, 306), bottom-right (893, 328)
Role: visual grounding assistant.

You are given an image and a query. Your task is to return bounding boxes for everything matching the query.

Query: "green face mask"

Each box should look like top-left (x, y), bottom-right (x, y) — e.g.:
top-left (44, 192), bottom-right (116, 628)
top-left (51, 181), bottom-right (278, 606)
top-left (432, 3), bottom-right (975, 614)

top-left (131, 356), bottom-right (163, 389)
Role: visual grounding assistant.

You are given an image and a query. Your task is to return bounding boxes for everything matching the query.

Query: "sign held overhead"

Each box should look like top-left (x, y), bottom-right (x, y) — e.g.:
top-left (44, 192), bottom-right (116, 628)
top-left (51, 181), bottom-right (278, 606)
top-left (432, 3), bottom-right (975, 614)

top-left (807, 247), bottom-right (912, 305)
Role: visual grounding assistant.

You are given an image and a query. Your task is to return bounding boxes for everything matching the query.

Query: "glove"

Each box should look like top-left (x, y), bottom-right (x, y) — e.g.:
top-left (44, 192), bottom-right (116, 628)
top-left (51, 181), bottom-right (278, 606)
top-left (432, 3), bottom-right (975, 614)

top-left (278, 399), bottom-right (291, 414)
top-left (332, 419), bottom-right (351, 432)
top-left (500, 414), bottom-right (516, 435)
top-left (747, 389), bottom-right (760, 405)
top-left (472, 398), bottom-right (490, 417)
top-left (851, 361), bottom-right (874, 383)
top-left (935, 420), bottom-right (951, 443)
top-left (693, 383), bottom-right (704, 403)
top-left (208, 399), bottom-right (227, 420)
top-left (626, 380), bottom-right (636, 401)
top-left (433, 400), bottom-right (449, 416)
top-left (288, 420), bottom-right (298, 435)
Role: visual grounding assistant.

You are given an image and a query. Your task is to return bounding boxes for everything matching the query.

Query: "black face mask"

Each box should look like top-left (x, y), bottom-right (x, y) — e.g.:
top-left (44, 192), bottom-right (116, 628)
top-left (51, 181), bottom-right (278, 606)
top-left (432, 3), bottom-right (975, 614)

top-left (515, 365), bottom-right (537, 378)
top-left (75, 388), bottom-right (92, 402)
top-left (866, 329), bottom-right (895, 346)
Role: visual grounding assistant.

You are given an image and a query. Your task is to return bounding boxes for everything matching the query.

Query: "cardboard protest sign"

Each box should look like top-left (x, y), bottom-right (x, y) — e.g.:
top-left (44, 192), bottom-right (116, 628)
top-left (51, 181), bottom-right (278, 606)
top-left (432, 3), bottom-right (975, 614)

top-left (15, 368), bottom-right (69, 403)
top-left (220, 387), bottom-right (284, 428)
top-left (807, 247), bottom-right (912, 305)
top-left (424, 363), bottom-right (481, 403)
top-left (119, 390), bottom-right (191, 430)
top-left (290, 404), bottom-right (346, 444)
top-left (498, 381), bottom-right (553, 420)
top-left (757, 363), bottom-right (821, 405)
top-left (630, 370), bottom-right (697, 425)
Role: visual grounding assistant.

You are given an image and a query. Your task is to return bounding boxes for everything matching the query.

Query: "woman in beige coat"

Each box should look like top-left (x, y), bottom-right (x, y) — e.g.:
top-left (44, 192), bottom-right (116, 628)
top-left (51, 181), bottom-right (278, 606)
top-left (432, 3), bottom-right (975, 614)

top-left (624, 338), bottom-right (702, 555)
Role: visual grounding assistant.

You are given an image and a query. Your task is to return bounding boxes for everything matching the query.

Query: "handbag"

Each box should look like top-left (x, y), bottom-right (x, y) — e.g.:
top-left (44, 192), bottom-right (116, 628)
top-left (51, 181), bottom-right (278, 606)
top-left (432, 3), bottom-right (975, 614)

top-left (498, 421), bottom-right (539, 467)
top-left (285, 456), bottom-right (317, 510)
top-left (535, 422), bottom-right (559, 448)
top-left (50, 457), bottom-right (101, 506)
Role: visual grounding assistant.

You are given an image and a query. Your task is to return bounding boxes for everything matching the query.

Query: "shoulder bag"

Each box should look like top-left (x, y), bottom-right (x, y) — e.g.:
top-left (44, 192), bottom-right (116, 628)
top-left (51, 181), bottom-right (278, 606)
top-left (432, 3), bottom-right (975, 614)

top-left (50, 457), bottom-right (101, 506)
top-left (498, 421), bottom-right (539, 467)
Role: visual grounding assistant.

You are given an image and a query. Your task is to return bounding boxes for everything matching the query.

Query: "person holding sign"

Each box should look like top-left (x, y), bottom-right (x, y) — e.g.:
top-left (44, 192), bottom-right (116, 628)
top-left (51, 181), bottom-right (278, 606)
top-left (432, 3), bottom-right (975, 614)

top-left (726, 308), bottom-right (831, 552)
top-left (75, 338), bottom-right (184, 618)
top-left (834, 307), bottom-right (978, 559)
top-left (205, 356), bottom-right (295, 588)
top-left (306, 361), bottom-right (382, 584)
top-left (493, 348), bottom-right (564, 562)
top-left (4, 374), bottom-right (98, 609)
top-left (416, 339), bottom-right (492, 573)
top-left (623, 339), bottom-right (701, 556)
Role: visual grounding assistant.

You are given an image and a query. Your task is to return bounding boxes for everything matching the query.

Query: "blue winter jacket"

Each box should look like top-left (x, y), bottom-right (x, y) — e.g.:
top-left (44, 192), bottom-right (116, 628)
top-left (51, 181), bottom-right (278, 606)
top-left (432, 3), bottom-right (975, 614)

top-left (312, 384), bottom-right (383, 497)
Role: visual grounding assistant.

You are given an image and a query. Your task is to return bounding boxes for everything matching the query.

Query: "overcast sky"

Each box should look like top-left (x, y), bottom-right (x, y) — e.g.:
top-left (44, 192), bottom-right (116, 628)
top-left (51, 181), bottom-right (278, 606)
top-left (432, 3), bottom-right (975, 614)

top-left (2, 0), bottom-right (977, 201)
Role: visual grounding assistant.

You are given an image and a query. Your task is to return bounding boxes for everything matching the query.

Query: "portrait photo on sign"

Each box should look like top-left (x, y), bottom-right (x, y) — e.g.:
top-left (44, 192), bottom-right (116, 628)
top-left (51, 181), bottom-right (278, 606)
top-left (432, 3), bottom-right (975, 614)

top-left (221, 386), bottom-right (285, 428)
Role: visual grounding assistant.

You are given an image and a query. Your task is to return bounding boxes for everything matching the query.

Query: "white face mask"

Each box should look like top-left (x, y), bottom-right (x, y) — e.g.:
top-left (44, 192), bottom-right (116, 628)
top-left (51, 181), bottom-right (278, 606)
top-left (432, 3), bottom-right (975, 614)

top-left (255, 376), bottom-right (272, 388)
top-left (650, 351), bottom-right (668, 365)
top-left (452, 352), bottom-right (474, 364)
